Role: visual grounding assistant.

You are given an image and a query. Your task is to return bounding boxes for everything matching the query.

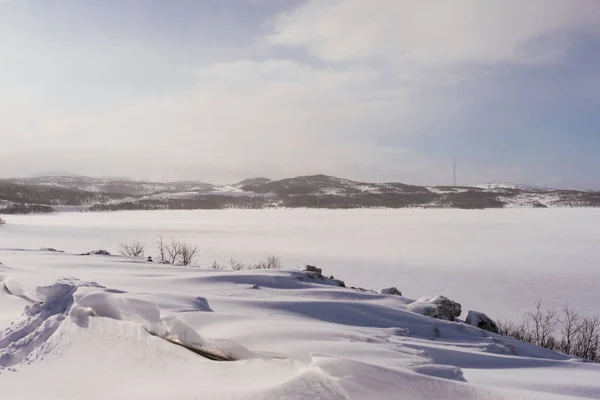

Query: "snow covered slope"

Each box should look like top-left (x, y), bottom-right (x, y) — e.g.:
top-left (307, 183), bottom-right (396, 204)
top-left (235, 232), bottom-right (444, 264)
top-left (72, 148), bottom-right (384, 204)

top-left (476, 183), bottom-right (551, 192)
top-left (6, 175), bottom-right (214, 195)
top-left (1, 249), bottom-right (599, 399)
top-left (2, 174), bottom-right (600, 211)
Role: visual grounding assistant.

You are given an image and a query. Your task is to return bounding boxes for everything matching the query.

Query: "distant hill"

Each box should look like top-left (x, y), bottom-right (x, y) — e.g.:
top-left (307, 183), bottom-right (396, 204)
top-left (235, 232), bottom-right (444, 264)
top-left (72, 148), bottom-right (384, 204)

top-left (476, 183), bottom-right (552, 192)
top-left (6, 175), bottom-right (214, 196)
top-left (1, 174), bottom-right (599, 213)
top-left (234, 177), bottom-right (272, 187)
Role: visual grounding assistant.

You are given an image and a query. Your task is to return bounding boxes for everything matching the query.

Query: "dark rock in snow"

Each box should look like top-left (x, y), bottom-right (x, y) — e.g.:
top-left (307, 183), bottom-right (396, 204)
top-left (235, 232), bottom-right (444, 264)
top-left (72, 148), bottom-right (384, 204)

top-left (88, 250), bottom-right (111, 256)
top-left (408, 296), bottom-right (462, 321)
top-left (40, 247), bottom-right (64, 253)
top-left (466, 311), bottom-right (499, 334)
top-left (424, 296), bottom-right (461, 321)
top-left (299, 266), bottom-right (345, 287)
top-left (304, 265), bottom-right (322, 275)
top-left (303, 265), bottom-right (326, 280)
top-left (378, 287), bottom-right (402, 296)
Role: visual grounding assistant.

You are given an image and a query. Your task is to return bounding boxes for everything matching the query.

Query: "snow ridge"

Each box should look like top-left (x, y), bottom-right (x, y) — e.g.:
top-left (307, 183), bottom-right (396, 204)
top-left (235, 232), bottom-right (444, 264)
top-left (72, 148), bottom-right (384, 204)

top-left (0, 281), bottom-right (79, 369)
top-left (1, 251), bottom-right (600, 399)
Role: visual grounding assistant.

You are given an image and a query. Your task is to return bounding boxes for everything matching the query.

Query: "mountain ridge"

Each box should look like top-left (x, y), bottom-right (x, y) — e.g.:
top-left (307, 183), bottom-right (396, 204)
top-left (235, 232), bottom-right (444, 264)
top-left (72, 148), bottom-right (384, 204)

top-left (1, 174), bottom-right (599, 213)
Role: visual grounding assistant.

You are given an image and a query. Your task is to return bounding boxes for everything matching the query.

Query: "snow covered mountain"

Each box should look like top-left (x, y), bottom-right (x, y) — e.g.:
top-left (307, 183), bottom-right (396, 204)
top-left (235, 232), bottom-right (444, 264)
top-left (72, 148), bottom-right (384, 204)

top-left (476, 183), bottom-right (552, 192)
top-left (1, 174), bottom-right (599, 213)
top-left (7, 174), bottom-right (214, 195)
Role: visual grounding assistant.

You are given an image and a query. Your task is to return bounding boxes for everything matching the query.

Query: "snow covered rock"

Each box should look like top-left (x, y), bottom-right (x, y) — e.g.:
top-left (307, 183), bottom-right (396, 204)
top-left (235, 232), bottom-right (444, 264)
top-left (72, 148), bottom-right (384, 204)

top-left (303, 265), bottom-right (322, 275)
top-left (407, 296), bottom-right (462, 321)
top-left (89, 250), bottom-right (111, 255)
top-left (466, 310), bottom-right (499, 334)
top-left (299, 266), bottom-right (345, 287)
top-left (378, 287), bottom-right (402, 296)
top-left (39, 248), bottom-right (64, 253)
top-left (81, 250), bottom-right (111, 256)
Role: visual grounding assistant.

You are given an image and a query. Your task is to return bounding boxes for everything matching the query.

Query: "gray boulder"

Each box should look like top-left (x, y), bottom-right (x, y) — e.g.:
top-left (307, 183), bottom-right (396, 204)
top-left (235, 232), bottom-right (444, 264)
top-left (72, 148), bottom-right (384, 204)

top-left (378, 287), bottom-right (402, 296)
top-left (466, 311), bottom-right (499, 334)
top-left (83, 250), bottom-right (111, 256)
top-left (407, 296), bottom-right (462, 321)
top-left (303, 265), bottom-right (322, 275)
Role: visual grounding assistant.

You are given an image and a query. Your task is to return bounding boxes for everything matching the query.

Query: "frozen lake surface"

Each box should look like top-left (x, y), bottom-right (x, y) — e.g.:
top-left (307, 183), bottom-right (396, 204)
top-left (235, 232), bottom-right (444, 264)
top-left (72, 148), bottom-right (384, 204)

top-left (2, 208), bottom-right (599, 320)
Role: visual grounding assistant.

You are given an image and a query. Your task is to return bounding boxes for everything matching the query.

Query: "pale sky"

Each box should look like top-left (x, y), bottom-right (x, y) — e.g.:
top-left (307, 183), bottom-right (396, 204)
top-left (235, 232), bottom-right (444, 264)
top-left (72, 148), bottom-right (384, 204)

top-left (1, 0), bottom-right (599, 188)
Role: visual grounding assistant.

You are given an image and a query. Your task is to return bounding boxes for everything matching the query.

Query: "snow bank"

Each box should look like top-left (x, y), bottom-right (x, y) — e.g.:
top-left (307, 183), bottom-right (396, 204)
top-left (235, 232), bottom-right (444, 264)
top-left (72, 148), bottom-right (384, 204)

top-left (0, 281), bottom-right (77, 368)
top-left (1, 250), bottom-right (599, 399)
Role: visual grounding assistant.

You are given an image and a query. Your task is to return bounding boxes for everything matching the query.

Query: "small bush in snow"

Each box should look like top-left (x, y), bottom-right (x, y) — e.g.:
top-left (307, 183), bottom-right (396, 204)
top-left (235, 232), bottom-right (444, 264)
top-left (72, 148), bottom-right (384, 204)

top-left (265, 256), bottom-right (282, 269)
top-left (499, 300), bottom-right (600, 363)
top-left (210, 260), bottom-right (225, 270)
top-left (179, 243), bottom-right (198, 266)
top-left (250, 256), bottom-right (282, 270)
top-left (157, 236), bottom-right (167, 262)
top-left (165, 238), bottom-right (181, 265)
top-left (119, 241), bottom-right (145, 258)
top-left (0, 216), bottom-right (5, 225)
top-left (229, 258), bottom-right (245, 271)
top-left (156, 236), bottom-right (198, 266)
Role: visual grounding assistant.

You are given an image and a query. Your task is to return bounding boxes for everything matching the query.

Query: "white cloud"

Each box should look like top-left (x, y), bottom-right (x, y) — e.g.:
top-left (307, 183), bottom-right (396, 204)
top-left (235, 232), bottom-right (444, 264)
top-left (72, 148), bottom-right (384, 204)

top-left (0, 58), bottom-right (422, 182)
top-left (269, 0), bottom-right (600, 66)
top-left (1, 0), bottom-right (598, 186)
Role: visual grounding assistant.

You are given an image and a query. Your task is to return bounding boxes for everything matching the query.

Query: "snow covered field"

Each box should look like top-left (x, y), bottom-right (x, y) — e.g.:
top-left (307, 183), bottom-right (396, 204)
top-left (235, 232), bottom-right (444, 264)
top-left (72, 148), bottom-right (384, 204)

top-left (2, 209), bottom-right (599, 320)
top-left (2, 209), bottom-right (600, 399)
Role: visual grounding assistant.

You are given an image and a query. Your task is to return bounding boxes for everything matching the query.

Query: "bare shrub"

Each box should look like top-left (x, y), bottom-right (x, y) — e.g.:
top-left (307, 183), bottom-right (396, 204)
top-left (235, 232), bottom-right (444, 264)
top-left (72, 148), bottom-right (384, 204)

top-left (265, 256), bottom-right (282, 269)
top-left (500, 301), bottom-right (600, 363)
top-left (558, 307), bottom-right (583, 355)
top-left (165, 238), bottom-right (181, 265)
top-left (157, 235), bottom-right (167, 262)
top-left (497, 319), bottom-right (534, 343)
top-left (229, 258), bottom-right (245, 271)
top-left (119, 241), bottom-right (145, 257)
top-left (248, 260), bottom-right (266, 270)
top-left (526, 299), bottom-right (558, 348)
top-left (156, 236), bottom-right (198, 266)
top-left (576, 316), bottom-right (600, 361)
top-left (179, 243), bottom-right (198, 266)
top-left (249, 256), bottom-right (283, 270)
top-left (0, 215), bottom-right (5, 225)
top-left (210, 260), bottom-right (225, 270)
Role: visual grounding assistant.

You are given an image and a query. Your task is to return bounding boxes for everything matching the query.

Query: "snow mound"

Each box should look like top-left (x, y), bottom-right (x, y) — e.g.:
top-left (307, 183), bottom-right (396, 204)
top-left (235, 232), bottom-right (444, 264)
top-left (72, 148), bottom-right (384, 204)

top-left (0, 282), bottom-right (78, 368)
top-left (1, 250), bottom-right (599, 399)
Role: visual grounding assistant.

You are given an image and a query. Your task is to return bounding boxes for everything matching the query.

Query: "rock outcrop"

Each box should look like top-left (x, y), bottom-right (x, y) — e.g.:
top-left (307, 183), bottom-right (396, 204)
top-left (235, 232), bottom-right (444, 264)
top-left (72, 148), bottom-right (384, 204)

top-left (378, 287), bottom-right (402, 296)
top-left (303, 265), bottom-right (322, 275)
top-left (466, 311), bottom-right (499, 334)
top-left (302, 265), bottom-right (345, 287)
top-left (407, 296), bottom-right (462, 321)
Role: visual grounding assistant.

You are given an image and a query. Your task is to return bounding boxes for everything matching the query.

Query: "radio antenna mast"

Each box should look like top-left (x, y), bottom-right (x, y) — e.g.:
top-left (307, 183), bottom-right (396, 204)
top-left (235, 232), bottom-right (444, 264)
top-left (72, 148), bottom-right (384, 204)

top-left (453, 158), bottom-right (456, 187)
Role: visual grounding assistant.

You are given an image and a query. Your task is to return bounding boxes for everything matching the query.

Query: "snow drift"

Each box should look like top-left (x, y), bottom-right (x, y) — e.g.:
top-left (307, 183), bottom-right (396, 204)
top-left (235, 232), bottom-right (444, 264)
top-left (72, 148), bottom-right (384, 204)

top-left (1, 249), bottom-right (600, 399)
